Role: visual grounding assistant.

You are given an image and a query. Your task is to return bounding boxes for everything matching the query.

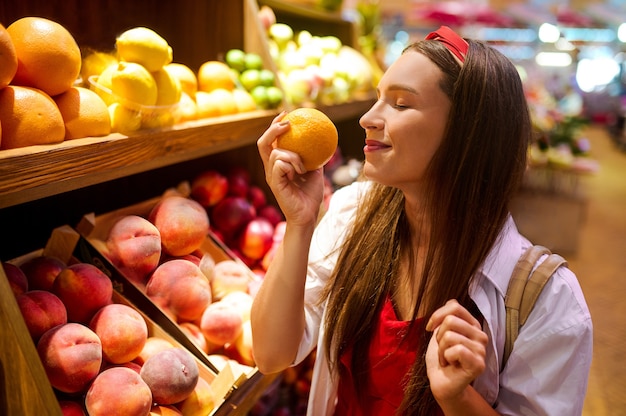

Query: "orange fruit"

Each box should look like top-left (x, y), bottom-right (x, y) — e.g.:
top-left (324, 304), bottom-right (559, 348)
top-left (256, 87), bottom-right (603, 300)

top-left (0, 86), bottom-right (65, 150)
top-left (277, 107), bottom-right (338, 171)
top-left (0, 23), bottom-right (18, 89)
top-left (195, 89), bottom-right (237, 119)
top-left (197, 61), bottom-right (236, 92)
top-left (54, 86), bottom-right (111, 140)
top-left (164, 62), bottom-right (198, 98)
top-left (7, 17), bottom-right (81, 97)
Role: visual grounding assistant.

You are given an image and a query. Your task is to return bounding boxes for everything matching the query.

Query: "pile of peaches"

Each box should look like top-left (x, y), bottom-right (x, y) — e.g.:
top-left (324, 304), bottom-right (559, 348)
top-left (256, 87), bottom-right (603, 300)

top-left (4, 257), bottom-right (215, 416)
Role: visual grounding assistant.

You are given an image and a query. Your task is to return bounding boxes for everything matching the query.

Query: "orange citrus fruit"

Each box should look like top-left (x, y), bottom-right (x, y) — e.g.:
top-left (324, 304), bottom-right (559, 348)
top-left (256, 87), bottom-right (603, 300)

top-left (277, 107), bottom-right (338, 171)
top-left (195, 89), bottom-right (237, 119)
top-left (164, 63), bottom-right (198, 98)
top-left (0, 23), bottom-right (18, 89)
top-left (54, 86), bottom-right (111, 140)
top-left (7, 17), bottom-right (81, 97)
top-left (0, 86), bottom-right (65, 150)
top-left (197, 61), bottom-right (236, 92)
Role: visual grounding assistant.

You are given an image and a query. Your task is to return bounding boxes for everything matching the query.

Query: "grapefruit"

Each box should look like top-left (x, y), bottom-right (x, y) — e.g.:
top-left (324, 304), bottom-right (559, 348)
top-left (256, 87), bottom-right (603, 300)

top-left (0, 23), bottom-right (17, 89)
top-left (7, 17), bottom-right (81, 97)
top-left (54, 86), bottom-right (111, 140)
top-left (0, 86), bottom-right (65, 150)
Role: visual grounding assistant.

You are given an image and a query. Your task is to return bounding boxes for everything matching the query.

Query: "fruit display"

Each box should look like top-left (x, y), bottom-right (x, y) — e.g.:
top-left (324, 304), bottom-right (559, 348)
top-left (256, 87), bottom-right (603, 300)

top-left (224, 48), bottom-right (284, 110)
top-left (81, 180), bottom-right (281, 369)
top-left (5, 255), bottom-right (219, 416)
top-left (262, 16), bottom-right (376, 107)
top-left (0, 18), bottom-right (111, 150)
top-left (0, 14), bottom-right (287, 151)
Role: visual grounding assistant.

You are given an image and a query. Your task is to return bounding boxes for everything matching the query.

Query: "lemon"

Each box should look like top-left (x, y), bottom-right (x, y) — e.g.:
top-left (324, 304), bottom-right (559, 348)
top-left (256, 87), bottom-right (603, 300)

top-left (232, 88), bottom-right (257, 113)
top-left (111, 62), bottom-right (157, 107)
top-left (90, 62), bottom-right (118, 106)
top-left (115, 27), bottom-right (173, 72)
top-left (164, 63), bottom-right (198, 98)
top-left (142, 111), bottom-right (175, 130)
top-left (172, 92), bottom-right (198, 122)
top-left (81, 50), bottom-right (117, 87)
top-left (152, 67), bottom-right (182, 106)
top-left (108, 102), bottom-right (141, 134)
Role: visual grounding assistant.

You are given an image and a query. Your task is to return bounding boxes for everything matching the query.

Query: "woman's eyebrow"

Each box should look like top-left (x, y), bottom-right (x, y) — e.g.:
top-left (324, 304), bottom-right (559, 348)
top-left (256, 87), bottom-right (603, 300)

top-left (376, 84), bottom-right (420, 96)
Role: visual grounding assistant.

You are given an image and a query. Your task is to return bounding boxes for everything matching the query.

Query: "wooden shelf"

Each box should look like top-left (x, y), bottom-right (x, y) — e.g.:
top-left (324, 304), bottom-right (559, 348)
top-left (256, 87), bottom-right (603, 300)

top-left (0, 96), bottom-right (374, 210)
top-left (0, 111), bottom-right (277, 209)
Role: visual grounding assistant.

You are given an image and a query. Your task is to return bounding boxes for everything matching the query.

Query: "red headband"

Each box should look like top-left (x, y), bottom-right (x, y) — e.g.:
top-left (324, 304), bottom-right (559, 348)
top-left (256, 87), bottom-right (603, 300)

top-left (425, 26), bottom-right (469, 63)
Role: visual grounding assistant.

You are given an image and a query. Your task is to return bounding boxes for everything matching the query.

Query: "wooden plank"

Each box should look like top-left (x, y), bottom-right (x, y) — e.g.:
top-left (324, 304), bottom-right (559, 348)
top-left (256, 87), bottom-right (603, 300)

top-left (0, 265), bottom-right (63, 416)
top-left (0, 111), bottom-right (277, 209)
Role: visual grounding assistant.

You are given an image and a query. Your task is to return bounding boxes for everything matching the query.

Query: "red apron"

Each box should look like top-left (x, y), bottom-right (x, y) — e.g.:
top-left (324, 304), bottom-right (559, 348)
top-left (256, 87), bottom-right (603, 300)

top-left (334, 297), bottom-right (443, 415)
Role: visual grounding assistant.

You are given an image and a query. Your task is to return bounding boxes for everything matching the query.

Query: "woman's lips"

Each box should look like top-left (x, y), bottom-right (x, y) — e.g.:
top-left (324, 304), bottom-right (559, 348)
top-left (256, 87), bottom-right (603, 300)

top-left (364, 139), bottom-right (390, 152)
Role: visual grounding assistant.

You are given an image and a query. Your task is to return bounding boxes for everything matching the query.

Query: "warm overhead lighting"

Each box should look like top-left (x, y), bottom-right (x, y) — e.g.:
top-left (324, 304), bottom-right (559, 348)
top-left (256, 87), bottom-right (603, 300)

top-left (619, 23), bottom-right (626, 43)
top-left (538, 23), bottom-right (561, 43)
top-left (535, 51), bottom-right (572, 67)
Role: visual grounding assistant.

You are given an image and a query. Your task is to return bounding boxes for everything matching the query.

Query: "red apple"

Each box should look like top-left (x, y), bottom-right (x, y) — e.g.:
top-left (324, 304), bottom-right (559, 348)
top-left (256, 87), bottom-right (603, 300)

top-left (258, 204), bottom-right (284, 227)
top-left (190, 170), bottom-right (229, 207)
top-left (211, 196), bottom-right (256, 237)
top-left (238, 217), bottom-right (274, 260)
top-left (246, 185), bottom-right (267, 210)
top-left (226, 166), bottom-right (251, 198)
top-left (3, 262), bottom-right (28, 296)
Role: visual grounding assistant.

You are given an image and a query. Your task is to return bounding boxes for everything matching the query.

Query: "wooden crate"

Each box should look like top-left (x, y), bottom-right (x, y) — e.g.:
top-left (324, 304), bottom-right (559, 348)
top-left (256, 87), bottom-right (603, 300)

top-left (74, 190), bottom-right (279, 415)
top-left (0, 225), bottom-right (248, 415)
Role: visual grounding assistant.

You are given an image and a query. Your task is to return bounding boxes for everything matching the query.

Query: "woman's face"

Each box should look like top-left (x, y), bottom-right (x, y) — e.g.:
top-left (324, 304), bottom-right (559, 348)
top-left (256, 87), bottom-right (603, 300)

top-left (359, 51), bottom-right (451, 194)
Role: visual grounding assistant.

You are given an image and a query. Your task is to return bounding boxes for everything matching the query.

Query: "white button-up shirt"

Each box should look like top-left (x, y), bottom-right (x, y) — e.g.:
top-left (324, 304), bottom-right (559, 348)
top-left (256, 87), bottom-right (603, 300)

top-left (292, 181), bottom-right (593, 415)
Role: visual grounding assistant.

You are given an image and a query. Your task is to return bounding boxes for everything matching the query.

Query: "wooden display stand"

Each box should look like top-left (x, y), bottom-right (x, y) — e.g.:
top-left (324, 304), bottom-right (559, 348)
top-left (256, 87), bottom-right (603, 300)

top-left (0, 1), bottom-right (373, 413)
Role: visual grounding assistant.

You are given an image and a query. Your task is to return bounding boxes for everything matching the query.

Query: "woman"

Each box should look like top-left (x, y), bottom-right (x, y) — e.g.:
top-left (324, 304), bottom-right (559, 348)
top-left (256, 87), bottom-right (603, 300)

top-left (251, 26), bottom-right (592, 415)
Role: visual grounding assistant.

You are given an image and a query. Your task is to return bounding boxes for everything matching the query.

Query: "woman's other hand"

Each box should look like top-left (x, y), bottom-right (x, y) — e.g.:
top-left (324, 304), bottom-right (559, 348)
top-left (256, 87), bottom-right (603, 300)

top-left (425, 299), bottom-right (489, 404)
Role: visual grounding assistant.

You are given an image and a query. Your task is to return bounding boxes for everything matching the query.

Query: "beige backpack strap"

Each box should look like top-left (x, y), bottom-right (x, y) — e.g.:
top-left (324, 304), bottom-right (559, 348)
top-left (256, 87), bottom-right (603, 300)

top-left (503, 245), bottom-right (558, 370)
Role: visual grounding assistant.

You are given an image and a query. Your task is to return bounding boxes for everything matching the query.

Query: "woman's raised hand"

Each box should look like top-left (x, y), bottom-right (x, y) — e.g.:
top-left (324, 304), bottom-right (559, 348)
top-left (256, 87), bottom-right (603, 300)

top-left (257, 112), bottom-right (325, 228)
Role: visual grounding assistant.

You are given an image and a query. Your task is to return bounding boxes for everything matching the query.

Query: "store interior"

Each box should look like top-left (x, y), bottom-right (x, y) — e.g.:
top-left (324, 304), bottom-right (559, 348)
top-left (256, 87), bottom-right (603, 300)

top-left (0, 0), bottom-right (625, 415)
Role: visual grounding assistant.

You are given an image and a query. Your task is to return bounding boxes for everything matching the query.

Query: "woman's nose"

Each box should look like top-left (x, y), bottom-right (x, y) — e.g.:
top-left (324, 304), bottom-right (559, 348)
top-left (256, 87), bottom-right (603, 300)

top-left (359, 103), bottom-right (381, 130)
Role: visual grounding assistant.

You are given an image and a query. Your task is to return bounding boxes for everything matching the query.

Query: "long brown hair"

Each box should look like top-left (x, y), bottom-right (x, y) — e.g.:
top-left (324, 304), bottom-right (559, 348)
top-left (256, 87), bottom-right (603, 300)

top-left (321, 38), bottom-right (531, 414)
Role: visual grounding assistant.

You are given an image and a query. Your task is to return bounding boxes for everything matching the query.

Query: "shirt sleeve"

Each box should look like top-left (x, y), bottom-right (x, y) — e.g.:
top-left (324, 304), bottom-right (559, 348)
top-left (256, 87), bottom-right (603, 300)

top-left (292, 181), bottom-right (365, 365)
top-left (496, 266), bottom-right (593, 415)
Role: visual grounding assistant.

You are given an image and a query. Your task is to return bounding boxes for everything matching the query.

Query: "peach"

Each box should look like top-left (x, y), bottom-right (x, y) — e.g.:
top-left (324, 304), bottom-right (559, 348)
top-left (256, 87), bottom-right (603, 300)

top-left (199, 301), bottom-right (243, 346)
top-left (52, 263), bottom-right (113, 324)
top-left (105, 215), bottom-right (162, 284)
top-left (233, 320), bottom-right (254, 366)
top-left (210, 259), bottom-right (250, 301)
top-left (140, 348), bottom-right (199, 405)
top-left (58, 399), bottom-right (86, 416)
top-left (148, 196), bottom-right (210, 257)
top-left (89, 303), bottom-right (148, 364)
top-left (146, 260), bottom-right (211, 322)
top-left (176, 376), bottom-right (216, 416)
top-left (3, 261), bottom-right (28, 296)
top-left (85, 367), bottom-right (153, 416)
top-left (134, 337), bottom-right (175, 366)
top-left (17, 290), bottom-right (67, 342)
top-left (179, 322), bottom-right (209, 354)
top-left (20, 255), bottom-right (66, 291)
top-left (220, 291), bottom-right (253, 322)
top-left (101, 360), bottom-right (143, 374)
top-left (150, 405), bottom-right (183, 416)
top-left (190, 169), bottom-right (228, 208)
top-left (36, 322), bottom-right (102, 394)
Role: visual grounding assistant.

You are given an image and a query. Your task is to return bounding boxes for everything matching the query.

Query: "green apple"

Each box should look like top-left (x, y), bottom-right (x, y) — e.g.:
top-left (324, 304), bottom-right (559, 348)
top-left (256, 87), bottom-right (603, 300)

top-left (251, 85), bottom-right (269, 109)
top-left (239, 69), bottom-right (262, 91)
top-left (266, 86), bottom-right (284, 108)
top-left (259, 69), bottom-right (276, 87)
top-left (244, 53), bottom-right (264, 71)
top-left (225, 49), bottom-right (246, 72)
